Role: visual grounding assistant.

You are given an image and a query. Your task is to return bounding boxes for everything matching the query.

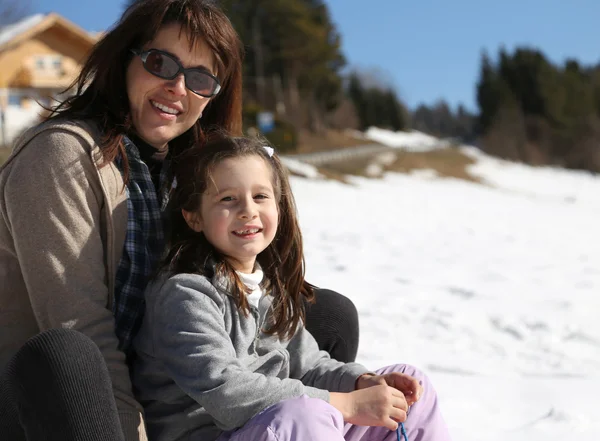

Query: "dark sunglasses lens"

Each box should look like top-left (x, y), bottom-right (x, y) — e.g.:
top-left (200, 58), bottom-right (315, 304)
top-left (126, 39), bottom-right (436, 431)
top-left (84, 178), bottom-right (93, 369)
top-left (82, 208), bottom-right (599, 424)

top-left (145, 51), bottom-right (179, 78)
top-left (186, 70), bottom-right (218, 96)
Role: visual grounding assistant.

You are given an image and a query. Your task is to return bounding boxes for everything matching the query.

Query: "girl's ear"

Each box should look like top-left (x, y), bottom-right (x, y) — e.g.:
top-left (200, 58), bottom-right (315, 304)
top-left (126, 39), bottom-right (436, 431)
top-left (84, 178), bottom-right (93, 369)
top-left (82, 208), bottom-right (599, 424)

top-left (182, 209), bottom-right (203, 232)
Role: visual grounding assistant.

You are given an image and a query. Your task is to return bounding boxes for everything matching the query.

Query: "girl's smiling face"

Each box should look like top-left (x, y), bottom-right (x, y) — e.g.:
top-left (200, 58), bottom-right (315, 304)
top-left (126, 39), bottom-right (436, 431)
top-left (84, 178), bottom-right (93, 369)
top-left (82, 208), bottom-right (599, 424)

top-left (183, 155), bottom-right (279, 273)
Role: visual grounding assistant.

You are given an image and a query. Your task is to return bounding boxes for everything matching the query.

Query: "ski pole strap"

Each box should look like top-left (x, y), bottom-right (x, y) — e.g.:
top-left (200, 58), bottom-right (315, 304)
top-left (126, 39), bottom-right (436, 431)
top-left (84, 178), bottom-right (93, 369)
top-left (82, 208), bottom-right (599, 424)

top-left (396, 422), bottom-right (408, 441)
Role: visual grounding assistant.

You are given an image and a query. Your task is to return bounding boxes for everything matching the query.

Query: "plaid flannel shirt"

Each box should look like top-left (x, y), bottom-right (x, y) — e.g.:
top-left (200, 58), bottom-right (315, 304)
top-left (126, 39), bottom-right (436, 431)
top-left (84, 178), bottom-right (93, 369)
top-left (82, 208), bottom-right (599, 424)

top-left (114, 136), bottom-right (170, 353)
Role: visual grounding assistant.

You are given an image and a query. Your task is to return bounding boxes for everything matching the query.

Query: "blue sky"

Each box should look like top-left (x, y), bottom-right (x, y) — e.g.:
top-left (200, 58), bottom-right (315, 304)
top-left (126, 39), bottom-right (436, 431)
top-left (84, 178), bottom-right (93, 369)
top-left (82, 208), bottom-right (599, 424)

top-left (30, 0), bottom-right (600, 111)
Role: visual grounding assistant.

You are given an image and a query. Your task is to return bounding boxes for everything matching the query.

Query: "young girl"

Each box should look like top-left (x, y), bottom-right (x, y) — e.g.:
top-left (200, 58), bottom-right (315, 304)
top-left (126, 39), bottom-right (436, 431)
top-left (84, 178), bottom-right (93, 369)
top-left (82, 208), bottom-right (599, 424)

top-left (131, 135), bottom-right (451, 441)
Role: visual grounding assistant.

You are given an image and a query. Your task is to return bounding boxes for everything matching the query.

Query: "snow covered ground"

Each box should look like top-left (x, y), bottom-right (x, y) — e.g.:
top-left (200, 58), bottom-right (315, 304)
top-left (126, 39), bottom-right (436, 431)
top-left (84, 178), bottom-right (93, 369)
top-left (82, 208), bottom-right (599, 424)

top-left (0, 105), bottom-right (44, 145)
top-left (289, 131), bottom-right (600, 440)
top-left (364, 127), bottom-right (451, 151)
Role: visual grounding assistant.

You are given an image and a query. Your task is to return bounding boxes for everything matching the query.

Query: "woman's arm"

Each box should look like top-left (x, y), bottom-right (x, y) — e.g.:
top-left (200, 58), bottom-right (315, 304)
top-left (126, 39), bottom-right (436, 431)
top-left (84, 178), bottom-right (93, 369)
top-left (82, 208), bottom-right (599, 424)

top-left (2, 129), bottom-right (146, 441)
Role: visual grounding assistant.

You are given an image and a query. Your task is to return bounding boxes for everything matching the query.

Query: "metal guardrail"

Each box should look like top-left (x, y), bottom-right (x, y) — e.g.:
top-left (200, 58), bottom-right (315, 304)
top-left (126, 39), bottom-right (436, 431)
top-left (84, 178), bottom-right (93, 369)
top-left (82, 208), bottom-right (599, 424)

top-left (283, 143), bottom-right (397, 165)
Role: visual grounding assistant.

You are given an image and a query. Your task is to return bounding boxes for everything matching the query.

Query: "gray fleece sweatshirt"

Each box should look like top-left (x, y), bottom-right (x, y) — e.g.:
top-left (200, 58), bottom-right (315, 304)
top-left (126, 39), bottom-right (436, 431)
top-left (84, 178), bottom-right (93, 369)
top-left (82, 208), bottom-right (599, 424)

top-left (131, 272), bottom-right (370, 441)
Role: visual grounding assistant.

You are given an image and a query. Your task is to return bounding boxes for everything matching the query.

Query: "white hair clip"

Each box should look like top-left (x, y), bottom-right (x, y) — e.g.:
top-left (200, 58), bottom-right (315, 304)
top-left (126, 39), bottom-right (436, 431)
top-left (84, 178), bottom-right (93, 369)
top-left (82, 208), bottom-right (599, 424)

top-left (171, 177), bottom-right (178, 189)
top-left (263, 146), bottom-right (275, 157)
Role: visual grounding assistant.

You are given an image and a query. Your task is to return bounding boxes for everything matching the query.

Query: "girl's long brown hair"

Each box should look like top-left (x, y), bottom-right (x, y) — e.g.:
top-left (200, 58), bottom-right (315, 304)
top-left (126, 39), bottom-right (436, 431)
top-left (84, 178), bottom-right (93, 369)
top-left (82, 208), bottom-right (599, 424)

top-left (47, 0), bottom-right (243, 180)
top-left (161, 134), bottom-right (315, 340)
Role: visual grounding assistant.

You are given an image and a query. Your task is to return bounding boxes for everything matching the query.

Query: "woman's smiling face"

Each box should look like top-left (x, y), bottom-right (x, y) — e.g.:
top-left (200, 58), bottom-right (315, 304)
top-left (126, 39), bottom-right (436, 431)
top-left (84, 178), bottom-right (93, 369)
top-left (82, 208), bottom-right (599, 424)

top-left (126, 23), bottom-right (217, 149)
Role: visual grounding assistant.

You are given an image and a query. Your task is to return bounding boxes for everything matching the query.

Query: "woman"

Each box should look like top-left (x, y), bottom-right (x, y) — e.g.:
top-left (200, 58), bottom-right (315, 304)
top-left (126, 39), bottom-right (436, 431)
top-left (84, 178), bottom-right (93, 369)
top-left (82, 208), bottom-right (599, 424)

top-left (0, 1), bottom-right (359, 441)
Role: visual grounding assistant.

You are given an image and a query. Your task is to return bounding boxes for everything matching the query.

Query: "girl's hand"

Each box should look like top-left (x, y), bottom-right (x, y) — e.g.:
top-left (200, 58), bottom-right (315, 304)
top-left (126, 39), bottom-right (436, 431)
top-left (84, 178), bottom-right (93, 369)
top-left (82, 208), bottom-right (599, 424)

top-left (356, 372), bottom-right (422, 406)
top-left (330, 385), bottom-right (408, 430)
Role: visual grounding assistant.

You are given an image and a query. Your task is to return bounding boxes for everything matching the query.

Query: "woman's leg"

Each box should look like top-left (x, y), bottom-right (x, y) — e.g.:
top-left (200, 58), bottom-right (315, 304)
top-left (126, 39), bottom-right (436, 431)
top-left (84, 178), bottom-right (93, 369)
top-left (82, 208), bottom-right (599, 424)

top-left (343, 364), bottom-right (452, 441)
top-left (0, 328), bottom-right (125, 441)
top-left (217, 395), bottom-right (346, 441)
top-left (304, 288), bottom-right (360, 362)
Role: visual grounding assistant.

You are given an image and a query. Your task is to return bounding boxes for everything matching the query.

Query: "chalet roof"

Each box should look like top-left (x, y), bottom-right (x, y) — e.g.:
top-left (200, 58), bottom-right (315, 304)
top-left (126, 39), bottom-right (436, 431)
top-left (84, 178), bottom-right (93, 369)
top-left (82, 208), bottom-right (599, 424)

top-left (0, 13), bottom-right (97, 52)
top-left (0, 14), bottom-right (46, 48)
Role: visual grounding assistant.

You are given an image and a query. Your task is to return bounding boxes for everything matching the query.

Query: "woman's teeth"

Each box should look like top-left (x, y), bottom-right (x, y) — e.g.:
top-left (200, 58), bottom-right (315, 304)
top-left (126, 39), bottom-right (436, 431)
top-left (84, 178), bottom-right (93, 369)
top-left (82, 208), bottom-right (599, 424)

top-left (151, 100), bottom-right (179, 115)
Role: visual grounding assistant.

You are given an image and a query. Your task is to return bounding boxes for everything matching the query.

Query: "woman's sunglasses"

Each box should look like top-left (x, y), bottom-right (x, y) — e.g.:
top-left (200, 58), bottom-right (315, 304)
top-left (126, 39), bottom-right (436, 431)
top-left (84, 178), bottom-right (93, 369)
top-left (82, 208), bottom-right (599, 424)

top-left (131, 48), bottom-right (221, 98)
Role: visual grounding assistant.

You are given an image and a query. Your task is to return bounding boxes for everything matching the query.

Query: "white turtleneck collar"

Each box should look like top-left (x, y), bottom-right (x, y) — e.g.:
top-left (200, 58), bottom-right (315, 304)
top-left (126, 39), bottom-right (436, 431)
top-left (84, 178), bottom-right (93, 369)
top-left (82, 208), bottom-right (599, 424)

top-left (236, 267), bottom-right (265, 309)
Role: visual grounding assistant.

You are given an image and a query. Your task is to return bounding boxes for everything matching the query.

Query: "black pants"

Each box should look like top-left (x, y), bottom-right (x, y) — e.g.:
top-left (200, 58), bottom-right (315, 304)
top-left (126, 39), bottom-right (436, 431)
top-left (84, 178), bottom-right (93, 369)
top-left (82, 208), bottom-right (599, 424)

top-left (0, 288), bottom-right (359, 441)
top-left (304, 288), bottom-right (359, 363)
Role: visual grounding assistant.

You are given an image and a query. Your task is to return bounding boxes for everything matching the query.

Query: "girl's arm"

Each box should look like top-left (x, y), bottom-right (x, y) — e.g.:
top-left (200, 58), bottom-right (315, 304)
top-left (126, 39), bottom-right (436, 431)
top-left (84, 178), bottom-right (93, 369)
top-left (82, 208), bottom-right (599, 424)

top-left (144, 274), bottom-right (331, 431)
top-left (287, 328), bottom-right (413, 429)
top-left (286, 322), bottom-right (371, 392)
top-left (1, 128), bottom-right (146, 441)
top-left (284, 326), bottom-right (410, 429)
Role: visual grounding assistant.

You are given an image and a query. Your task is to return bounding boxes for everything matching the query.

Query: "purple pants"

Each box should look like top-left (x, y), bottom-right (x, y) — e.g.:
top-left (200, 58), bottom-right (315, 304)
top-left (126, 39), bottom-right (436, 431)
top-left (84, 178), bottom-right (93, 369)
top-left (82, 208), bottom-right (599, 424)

top-left (216, 364), bottom-right (451, 441)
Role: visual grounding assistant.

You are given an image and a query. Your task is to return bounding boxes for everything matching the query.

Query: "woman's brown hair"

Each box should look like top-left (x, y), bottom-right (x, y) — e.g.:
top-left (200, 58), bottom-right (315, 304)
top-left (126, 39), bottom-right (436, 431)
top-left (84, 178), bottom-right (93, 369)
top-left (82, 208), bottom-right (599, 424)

top-left (161, 133), bottom-right (315, 340)
top-left (47, 0), bottom-right (243, 179)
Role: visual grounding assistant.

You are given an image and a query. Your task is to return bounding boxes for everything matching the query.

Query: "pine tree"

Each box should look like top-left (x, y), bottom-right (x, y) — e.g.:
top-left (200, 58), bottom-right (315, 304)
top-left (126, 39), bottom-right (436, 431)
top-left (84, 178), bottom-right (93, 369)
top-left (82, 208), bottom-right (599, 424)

top-left (384, 89), bottom-right (405, 131)
top-left (476, 50), bottom-right (500, 134)
top-left (347, 72), bottom-right (368, 130)
top-left (477, 46), bottom-right (600, 172)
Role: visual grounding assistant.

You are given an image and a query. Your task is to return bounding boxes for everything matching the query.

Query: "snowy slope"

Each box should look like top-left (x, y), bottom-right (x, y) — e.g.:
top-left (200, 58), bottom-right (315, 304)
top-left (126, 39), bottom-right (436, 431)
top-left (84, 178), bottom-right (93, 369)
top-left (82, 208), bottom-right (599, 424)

top-left (289, 132), bottom-right (600, 440)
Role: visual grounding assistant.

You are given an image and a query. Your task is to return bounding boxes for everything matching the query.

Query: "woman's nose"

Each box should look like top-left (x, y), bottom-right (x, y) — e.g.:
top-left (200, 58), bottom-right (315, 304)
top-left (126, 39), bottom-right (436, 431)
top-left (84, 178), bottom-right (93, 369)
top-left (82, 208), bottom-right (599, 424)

top-left (165, 73), bottom-right (187, 96)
